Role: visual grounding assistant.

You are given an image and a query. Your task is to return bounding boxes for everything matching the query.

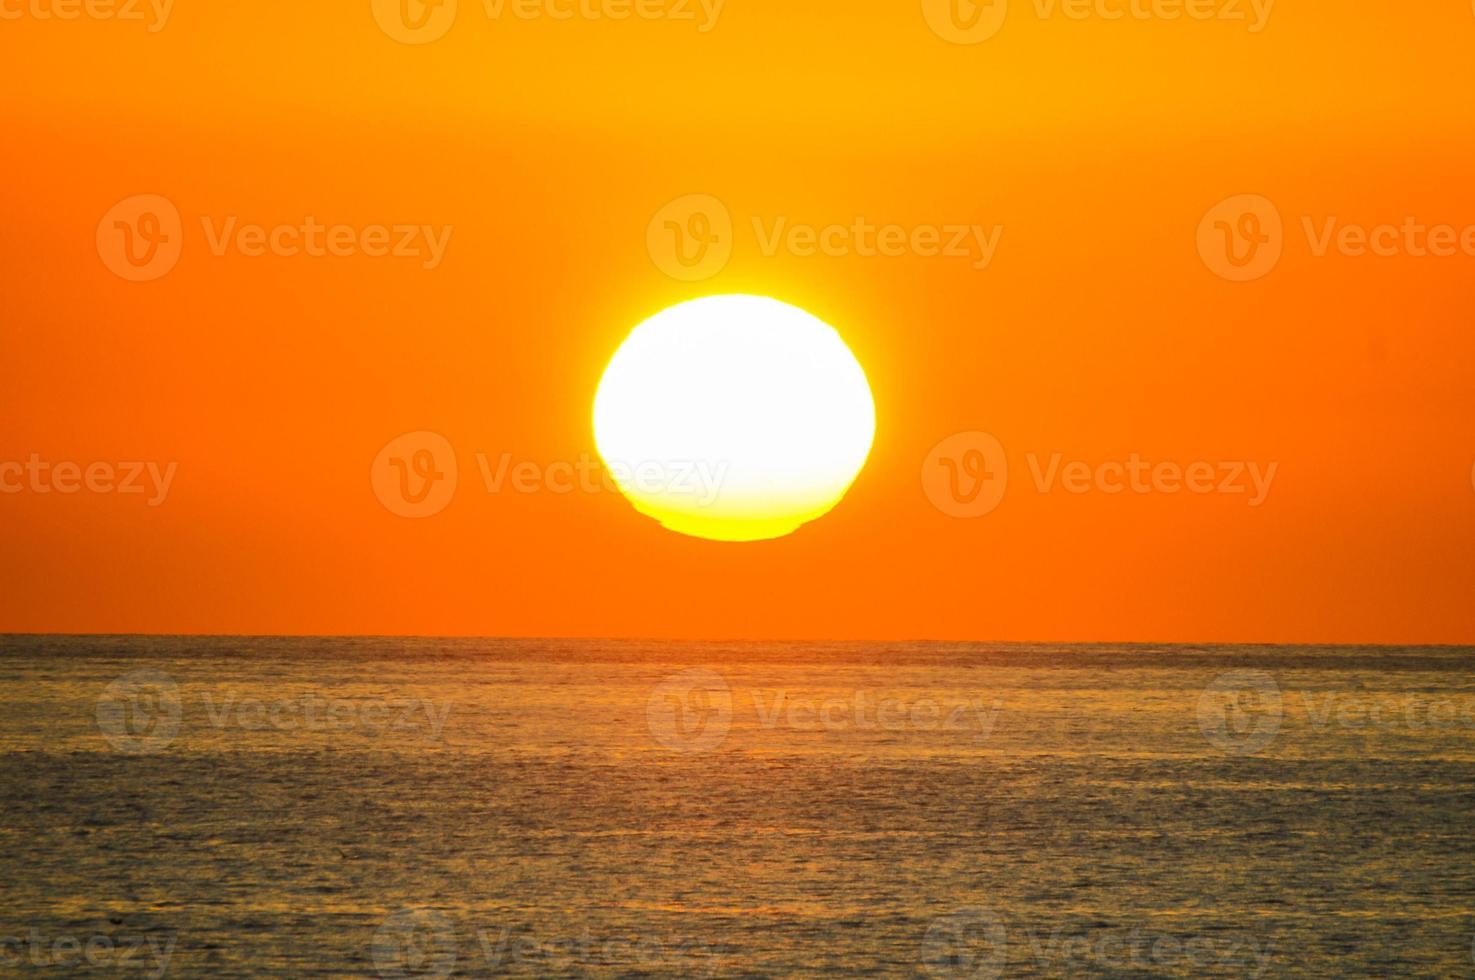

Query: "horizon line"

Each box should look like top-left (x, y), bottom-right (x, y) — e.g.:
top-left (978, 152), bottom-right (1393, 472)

top-left (1, 631), bottom-right (1472, 650)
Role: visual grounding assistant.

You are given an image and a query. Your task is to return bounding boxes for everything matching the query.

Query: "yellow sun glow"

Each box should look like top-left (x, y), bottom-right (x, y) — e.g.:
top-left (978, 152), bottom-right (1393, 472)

top-left (594, 295), bottom-right (876, 542)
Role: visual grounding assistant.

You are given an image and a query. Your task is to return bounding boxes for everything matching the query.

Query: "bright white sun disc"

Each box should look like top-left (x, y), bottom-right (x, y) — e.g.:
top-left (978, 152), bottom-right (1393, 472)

top-left (593, 295), bottom-right (875, 542)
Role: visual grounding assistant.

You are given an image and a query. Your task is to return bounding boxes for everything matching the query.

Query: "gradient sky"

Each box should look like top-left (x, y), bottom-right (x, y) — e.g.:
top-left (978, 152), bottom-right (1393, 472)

top-left (2, 0), bottom-right (1473, 642)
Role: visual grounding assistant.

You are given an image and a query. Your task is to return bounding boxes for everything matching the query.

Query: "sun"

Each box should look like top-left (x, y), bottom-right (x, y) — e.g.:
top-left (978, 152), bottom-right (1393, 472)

top-left (593, 295), bottom-right (876, 542)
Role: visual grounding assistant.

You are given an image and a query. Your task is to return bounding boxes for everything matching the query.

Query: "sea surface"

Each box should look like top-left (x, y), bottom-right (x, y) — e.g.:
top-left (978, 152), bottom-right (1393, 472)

top-left (0, 636), bottom-right (1472, 977)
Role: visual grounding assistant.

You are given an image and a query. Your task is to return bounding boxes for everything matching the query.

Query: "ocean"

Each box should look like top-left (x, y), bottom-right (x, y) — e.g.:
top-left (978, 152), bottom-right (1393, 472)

top-left (1, 636), bottom-right (1472, 976)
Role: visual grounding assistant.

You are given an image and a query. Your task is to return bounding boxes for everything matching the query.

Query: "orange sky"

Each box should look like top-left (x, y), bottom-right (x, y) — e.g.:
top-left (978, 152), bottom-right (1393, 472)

top-left (2, 0), bottom-right (1474, 642)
